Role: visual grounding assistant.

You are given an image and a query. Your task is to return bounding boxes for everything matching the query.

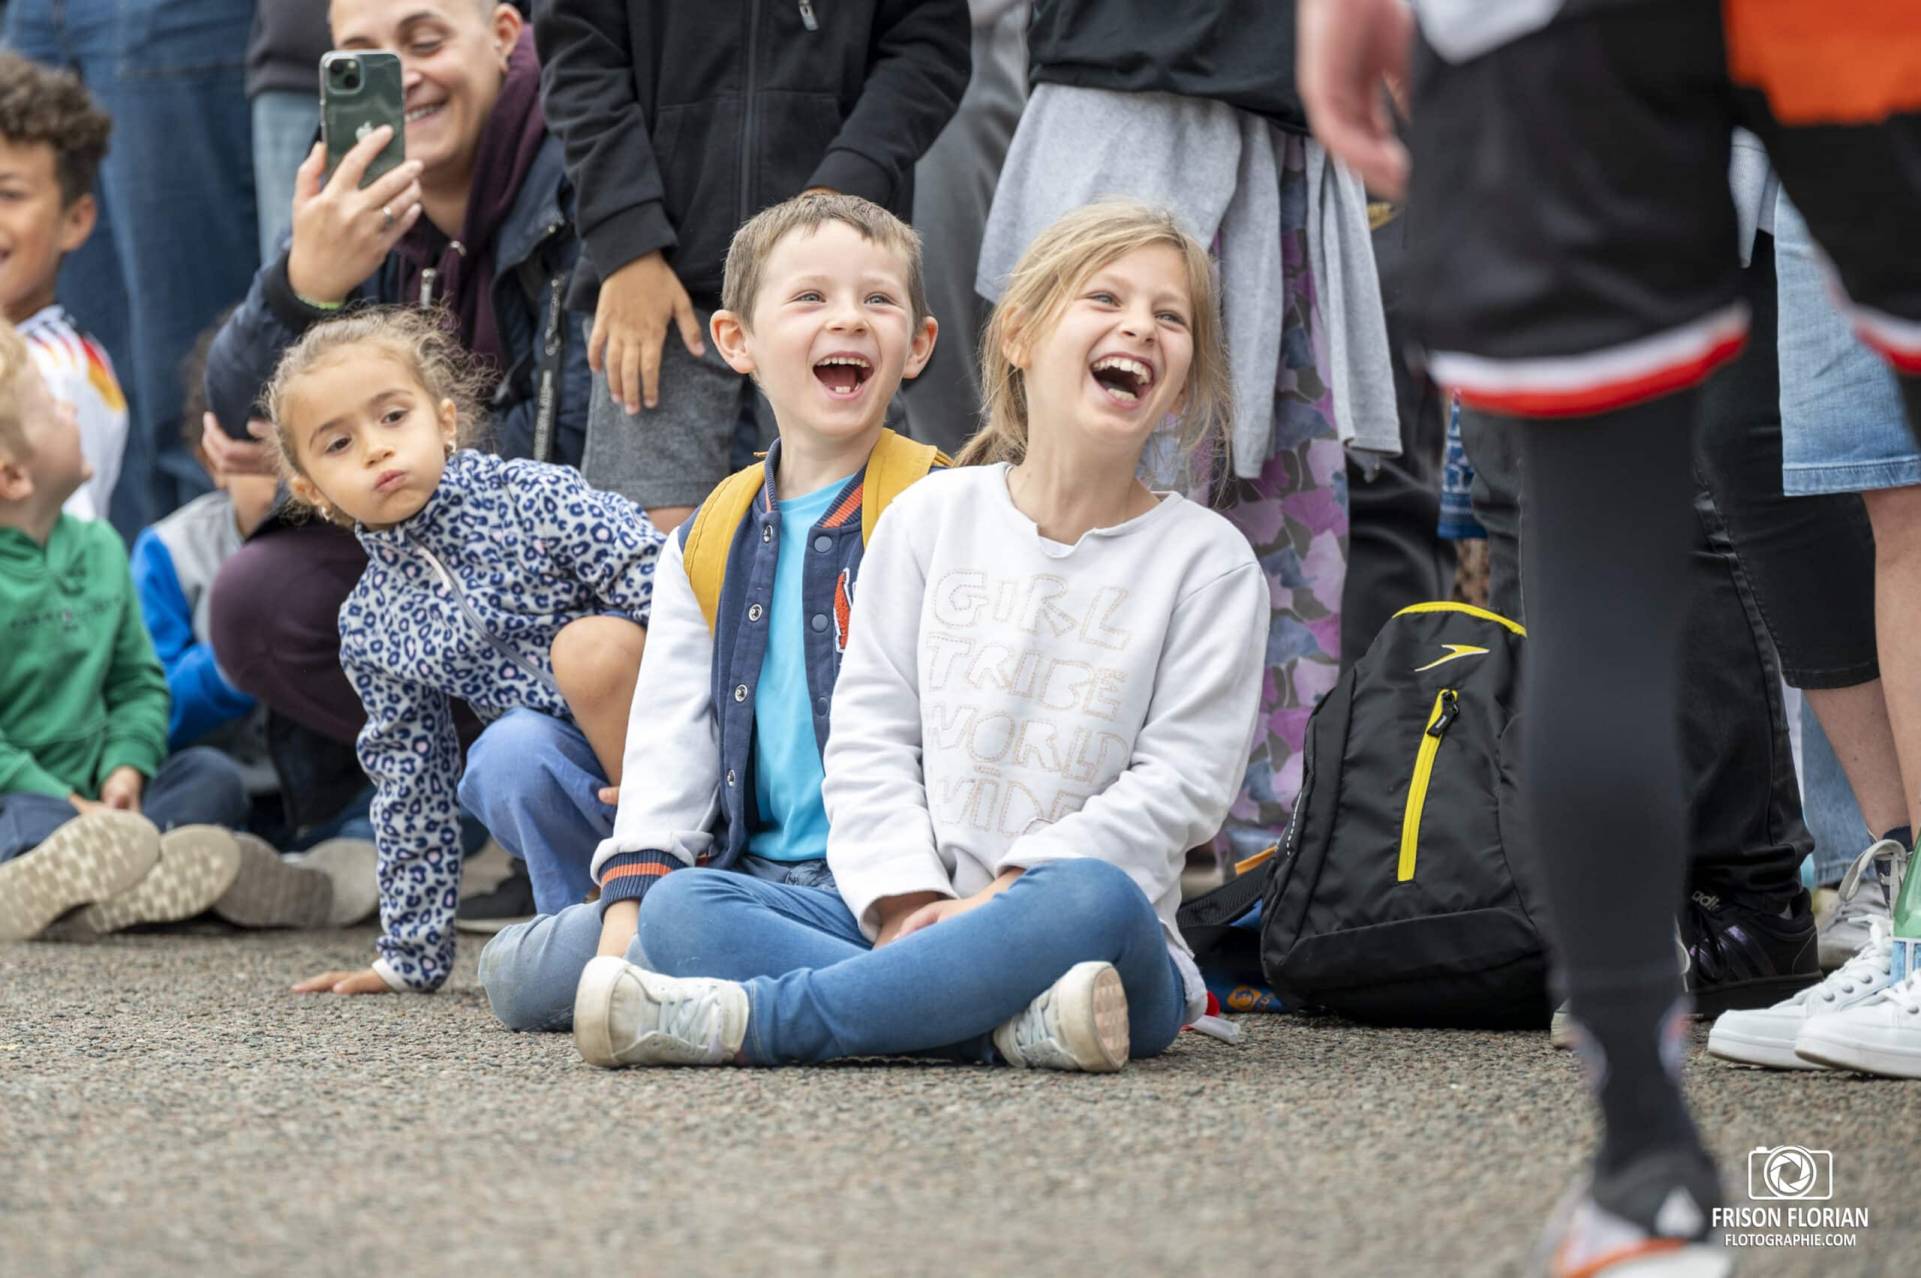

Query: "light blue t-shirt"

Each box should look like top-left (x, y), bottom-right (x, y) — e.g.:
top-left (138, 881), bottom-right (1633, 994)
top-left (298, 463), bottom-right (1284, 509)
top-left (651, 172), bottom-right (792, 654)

top-left (748, 478), bottom-right (842, 862)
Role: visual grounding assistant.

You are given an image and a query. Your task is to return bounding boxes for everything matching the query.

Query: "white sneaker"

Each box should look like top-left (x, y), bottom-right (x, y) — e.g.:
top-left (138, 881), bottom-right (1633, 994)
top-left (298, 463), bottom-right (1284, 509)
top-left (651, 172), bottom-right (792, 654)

top-left (992, 961), bottom-right (1130, 1072)
top-left (1795, 966), bottom-right (1921, 1078)
top-left (572, 955), bottom-right (748, 1068)
top-left (1818, 839), bottom-right (1902, 970)
top-left (0, 812), bottom-right (159, 942)
top-left (75, 825), bottom-right (242, 934)
top-left (1707, 921), bottom-right (1896, 1070)
top-left (287, 838), bottom-right (380, 926)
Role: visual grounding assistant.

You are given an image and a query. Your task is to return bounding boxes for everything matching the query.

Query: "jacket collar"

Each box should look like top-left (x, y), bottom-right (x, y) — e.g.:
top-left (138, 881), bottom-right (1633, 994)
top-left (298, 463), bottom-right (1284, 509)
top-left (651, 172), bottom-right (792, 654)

top-left (353, 448), bottom-right (484, 558)
top-left (751, 437), bottom-right (872, 530)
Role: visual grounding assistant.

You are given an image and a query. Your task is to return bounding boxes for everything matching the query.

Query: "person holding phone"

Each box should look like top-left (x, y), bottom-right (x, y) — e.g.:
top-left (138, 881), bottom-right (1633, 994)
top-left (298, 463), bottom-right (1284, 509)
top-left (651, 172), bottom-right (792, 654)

top-left (199, 0), bottom-right (590, 932)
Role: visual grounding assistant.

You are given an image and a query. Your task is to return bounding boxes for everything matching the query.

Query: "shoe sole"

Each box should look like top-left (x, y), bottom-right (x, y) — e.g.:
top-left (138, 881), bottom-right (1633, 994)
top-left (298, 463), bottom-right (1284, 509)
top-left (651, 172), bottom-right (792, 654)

top-left (1704, 1024), bottom-right (1822, 1071)
top-left (1794, 1029), bottom-right (1921, 1079)
top-left (289, 839), bottom-right (379, 927)
top-left (0, 813), bottom-right (160, 942)
top-left (1691, 972), bottom-right (1820, 1019)
top-left (1055, 961), bottom-right (1130, 1073)
top-left (214, 834), bottom-right (333, 928)
top-left (1572, 1244), bottom-right (1731, 1277)
top-left (573, 954), bottom-right (629, 1069)
top-left (80, 826), bottom-right (242, 934)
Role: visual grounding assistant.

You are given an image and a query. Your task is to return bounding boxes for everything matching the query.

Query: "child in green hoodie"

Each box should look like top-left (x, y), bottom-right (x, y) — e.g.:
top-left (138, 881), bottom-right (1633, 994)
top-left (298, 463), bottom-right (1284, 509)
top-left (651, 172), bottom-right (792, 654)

top-left (0, 319), bottom-right (254, 943)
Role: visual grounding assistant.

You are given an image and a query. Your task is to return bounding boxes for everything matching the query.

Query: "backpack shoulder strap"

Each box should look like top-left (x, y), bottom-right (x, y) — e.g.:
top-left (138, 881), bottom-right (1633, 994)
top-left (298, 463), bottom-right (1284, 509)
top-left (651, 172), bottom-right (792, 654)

top-left (682, 464), bottom-right (767, 630)
top-left (859, 429), bottom-right (950, 546)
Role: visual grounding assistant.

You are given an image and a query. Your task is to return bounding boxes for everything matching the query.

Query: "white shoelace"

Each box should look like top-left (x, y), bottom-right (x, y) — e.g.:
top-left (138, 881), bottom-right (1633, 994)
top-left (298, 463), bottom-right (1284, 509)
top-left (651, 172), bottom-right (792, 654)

top-left (1879, 968), bottom-right (1921, 1016)
top-left (653, 982), bottom-right (727, 1058)
top-left (1794, 921), bottom-right (1894, 1008)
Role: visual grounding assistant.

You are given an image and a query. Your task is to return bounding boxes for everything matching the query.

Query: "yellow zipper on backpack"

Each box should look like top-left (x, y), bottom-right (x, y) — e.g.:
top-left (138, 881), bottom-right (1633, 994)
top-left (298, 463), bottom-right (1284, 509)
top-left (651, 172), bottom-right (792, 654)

top-left (1398, 689), bottom-right (1460, 882)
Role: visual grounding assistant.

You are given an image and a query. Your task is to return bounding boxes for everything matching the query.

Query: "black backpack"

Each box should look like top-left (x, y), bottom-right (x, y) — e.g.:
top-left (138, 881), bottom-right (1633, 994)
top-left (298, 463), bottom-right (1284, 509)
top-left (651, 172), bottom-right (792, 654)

top-left (1184, 602), bottom-right (1551, 1028)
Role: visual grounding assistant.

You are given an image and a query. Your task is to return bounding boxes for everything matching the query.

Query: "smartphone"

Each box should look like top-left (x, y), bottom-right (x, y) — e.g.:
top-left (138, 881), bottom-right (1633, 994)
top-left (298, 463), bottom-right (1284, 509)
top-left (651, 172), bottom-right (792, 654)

top-left (320, 51), bottom-right (406, 188)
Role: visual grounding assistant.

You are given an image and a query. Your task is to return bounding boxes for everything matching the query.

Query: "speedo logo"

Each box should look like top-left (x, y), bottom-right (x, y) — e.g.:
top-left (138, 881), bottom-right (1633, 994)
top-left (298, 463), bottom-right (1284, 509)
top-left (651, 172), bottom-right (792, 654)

top-left (1413, 643), bottom-right (1488, 673)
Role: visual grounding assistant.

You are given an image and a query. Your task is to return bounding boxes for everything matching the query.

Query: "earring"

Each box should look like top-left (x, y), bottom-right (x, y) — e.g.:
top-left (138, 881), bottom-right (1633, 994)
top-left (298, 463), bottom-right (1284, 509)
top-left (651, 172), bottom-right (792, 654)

top-left (444, 440), bottom-right (456, 459)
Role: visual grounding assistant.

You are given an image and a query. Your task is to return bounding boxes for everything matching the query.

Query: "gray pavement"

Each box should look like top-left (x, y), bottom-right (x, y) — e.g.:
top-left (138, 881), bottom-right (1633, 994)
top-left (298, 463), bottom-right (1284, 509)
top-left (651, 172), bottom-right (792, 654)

top-left (2, 924), bottom-right (1917, 1278)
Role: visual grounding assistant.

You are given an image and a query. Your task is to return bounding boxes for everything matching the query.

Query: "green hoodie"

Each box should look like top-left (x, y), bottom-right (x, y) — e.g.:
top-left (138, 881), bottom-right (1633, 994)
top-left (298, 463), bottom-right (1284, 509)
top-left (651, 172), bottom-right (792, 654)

top-left (0, 514), bottom-right (168, 799)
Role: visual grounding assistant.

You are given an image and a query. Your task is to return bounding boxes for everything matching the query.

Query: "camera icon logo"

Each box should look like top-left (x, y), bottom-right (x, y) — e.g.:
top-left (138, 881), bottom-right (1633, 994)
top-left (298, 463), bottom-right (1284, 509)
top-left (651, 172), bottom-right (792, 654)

top-left (1748, 1145), bottom-right (1833, 1200)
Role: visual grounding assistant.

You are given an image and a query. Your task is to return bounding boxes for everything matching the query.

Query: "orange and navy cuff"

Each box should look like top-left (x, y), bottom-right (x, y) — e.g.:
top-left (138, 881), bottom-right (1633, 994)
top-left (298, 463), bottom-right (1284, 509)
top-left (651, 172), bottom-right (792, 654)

top-left (596, 851), bottom-right (680, 912)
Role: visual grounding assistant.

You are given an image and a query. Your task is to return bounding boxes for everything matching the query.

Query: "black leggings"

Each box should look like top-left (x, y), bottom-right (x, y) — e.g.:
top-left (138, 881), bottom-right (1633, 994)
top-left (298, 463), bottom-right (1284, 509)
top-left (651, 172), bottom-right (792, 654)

top-left (1515, 394), bottom-right (1702, 1168)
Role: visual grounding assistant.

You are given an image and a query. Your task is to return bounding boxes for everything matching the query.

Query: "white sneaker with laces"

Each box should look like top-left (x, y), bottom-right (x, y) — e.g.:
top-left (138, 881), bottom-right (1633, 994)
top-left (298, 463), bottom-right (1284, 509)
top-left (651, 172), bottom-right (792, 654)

top-left (572, 955), bottom-right (749, 1069)
top-left (1707, 921), bottom-right (1896, 1070)
top-left (1794, 967), bottom-right (1921, 1078)
top-left (1817, 839), bottom-right (1901, 970)
top-left (992, 961), bottom-right (1130, 1072)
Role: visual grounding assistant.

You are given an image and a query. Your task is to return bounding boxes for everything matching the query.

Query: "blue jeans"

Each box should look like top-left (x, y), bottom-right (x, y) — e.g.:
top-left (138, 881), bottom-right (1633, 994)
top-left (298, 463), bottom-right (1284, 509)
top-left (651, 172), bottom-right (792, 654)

top-left (0, 746), bottom-right (250, 863)
top-left (457, 709), bottom-right (610, 915)
top-left (479, 854), bottom-right (838, 1033)
top-left (252, 90), bottom-right (318, 264)
top-left (4, 0), bottom-right (259, 529)
top-left (641, 857), bottom-right (1190, 1066)
top-left (1776, 192), bottom-right (1920, 496)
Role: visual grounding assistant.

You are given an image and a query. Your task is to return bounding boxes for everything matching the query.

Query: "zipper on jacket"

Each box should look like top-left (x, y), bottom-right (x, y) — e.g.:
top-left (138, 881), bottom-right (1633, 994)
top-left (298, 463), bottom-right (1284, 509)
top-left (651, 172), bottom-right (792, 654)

top-left (798, 1), bottom-right (818, 31)
top-left (419, 241), bottom-right (465, 310)
top-left (1397, 689), bottom-right (1459, 883)
top-left (414, 542), bottom-right (559, 696)
top-left (740, 0), bottom-right (761, 227)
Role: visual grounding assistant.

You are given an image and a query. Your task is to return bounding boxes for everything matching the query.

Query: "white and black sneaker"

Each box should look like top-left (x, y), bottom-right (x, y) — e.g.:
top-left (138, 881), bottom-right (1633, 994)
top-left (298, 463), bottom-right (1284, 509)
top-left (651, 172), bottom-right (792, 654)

top-left (572, 956), bottom-right (749, 1068)
top-left (455, 864), bottom-right (535, 934)
top-left (1707, 920), bottom-right (1896, 1070)
top-left (992, 961), bottom-right (1130, 1072)
top-left (1533, 1148), bottom-right (1729, 1278)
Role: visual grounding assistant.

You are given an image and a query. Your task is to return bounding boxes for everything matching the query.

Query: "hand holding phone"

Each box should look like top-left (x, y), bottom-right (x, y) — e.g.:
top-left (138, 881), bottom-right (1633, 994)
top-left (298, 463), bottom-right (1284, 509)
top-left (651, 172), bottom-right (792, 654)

top-left (284, 128), bottom-right (424, 306)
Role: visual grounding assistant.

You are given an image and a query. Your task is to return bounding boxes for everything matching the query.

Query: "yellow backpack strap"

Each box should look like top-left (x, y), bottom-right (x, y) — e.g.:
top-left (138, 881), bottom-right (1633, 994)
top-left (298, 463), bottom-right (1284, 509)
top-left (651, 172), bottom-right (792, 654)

top-left (858, 428), bottom-right (951, 546)
top-left (681, 464), bottom-right (767, 630)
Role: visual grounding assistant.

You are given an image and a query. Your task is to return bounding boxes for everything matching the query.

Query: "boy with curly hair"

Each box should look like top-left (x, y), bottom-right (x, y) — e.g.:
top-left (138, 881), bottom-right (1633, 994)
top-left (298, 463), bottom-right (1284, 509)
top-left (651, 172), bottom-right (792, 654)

top-left (0, 53), bottom-right (124, 526)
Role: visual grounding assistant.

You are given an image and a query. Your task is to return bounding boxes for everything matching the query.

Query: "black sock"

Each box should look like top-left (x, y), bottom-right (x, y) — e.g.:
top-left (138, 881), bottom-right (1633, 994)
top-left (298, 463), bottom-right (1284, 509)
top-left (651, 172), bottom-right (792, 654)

top-left (1570, 990), bottom-right (1701, 1176)
top-left (1882, 825), bottom-right (1912, 850)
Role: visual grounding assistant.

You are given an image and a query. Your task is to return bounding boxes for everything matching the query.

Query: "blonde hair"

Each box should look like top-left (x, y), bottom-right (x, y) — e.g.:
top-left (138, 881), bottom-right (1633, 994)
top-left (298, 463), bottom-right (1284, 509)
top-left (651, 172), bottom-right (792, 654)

top-left (957, 201), bottom-right (1231, 469)
top-left (263, 307), bottom-right (491, 523)
top-left (722, 190), bottom-right (928, 326)
top-left (0, 319), bottom-right (37, 461)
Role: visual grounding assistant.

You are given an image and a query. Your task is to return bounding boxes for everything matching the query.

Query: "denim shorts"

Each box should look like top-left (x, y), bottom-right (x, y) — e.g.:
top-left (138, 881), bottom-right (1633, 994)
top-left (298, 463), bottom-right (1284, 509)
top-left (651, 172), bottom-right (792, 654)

top-left (1776, 193), bottom-right (1921, 496)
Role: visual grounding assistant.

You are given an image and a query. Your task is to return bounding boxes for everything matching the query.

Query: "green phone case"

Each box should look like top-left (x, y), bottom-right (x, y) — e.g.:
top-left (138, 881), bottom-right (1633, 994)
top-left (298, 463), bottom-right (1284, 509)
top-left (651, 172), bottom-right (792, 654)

top-left (320, 51), bottom-right (406, 189)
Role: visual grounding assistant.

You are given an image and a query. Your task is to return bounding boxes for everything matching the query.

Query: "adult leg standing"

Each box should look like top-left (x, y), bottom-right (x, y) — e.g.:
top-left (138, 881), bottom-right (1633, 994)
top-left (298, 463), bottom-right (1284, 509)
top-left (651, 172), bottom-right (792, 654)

top-left (902, 0), bottom-right (1029, 455)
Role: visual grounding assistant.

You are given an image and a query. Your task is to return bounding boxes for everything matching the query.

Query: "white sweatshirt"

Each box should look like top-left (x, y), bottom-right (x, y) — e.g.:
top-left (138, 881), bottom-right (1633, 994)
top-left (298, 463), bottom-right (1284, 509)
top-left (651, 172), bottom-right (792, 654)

top-left (823, 464), bottom-right (1270, 1020)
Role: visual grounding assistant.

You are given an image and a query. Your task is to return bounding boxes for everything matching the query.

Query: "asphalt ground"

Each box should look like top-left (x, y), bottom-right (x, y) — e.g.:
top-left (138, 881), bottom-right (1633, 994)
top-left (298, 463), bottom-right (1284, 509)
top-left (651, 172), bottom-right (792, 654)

top-left (3, 920), bottom-right (1917, 1278)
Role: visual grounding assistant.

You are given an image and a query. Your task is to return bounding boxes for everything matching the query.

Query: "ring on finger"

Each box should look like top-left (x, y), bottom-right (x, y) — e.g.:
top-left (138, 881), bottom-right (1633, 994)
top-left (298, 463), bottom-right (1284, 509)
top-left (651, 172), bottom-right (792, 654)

top-left (382, 204), bottom-right (395, 230)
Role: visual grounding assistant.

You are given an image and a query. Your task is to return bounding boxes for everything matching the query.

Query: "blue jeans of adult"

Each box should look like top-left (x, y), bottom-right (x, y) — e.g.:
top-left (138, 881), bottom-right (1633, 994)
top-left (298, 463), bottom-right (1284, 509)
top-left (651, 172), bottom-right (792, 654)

top-left (252, 90), bottom-right (318, 264)
top-left (641, 857), bottom-right (1189, 1066)
top-left (457, 708), bottom-right (610, 915)
top-left (5, 0), bottom-right (259, 530)
top-left (479, 854), bottom-right (839, 1033)
top-left (0, 746), bottom-right (250, 863)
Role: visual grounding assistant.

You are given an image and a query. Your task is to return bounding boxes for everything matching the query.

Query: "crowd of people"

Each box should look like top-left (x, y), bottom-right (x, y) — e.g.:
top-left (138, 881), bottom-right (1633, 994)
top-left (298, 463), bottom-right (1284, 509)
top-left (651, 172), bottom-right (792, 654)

top-left (0, 2), bottom-right (1917, 1275)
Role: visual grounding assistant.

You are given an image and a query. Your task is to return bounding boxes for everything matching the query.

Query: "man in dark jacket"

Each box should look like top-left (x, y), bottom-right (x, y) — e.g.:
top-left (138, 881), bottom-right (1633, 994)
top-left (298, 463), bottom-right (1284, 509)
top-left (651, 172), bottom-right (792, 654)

top-left (533, 0), bottom-right (969, 530)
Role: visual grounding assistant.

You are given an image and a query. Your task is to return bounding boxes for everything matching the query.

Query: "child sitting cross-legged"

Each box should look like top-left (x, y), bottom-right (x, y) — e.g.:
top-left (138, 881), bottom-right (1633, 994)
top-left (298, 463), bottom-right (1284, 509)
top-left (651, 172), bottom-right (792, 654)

top-left (566, 200), bottom-right (1270, 1071)
top-left (261, 308), bottom-right (663, 996)
top-left (0, 319), bottom-right (254, 943)
top-left (477, 191), bottom-right (947, 1031)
